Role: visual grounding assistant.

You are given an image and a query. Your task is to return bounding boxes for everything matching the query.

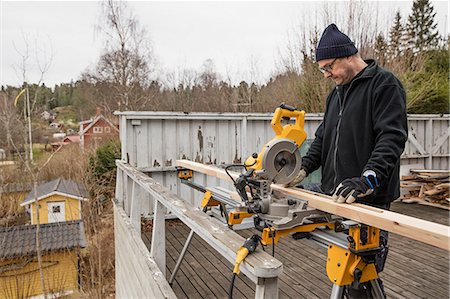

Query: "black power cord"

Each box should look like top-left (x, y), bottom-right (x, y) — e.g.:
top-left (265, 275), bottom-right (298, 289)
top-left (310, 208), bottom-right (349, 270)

top-left (228, 273), bottom-right (237, 299)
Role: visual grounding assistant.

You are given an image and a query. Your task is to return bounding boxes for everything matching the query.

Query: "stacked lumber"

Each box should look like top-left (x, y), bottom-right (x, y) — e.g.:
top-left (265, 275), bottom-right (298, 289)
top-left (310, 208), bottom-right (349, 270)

top-left (400, 169), bottom-right (450, 209)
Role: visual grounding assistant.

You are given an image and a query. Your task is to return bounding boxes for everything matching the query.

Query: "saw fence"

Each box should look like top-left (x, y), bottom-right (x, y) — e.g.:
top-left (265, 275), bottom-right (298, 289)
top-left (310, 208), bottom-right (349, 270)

top-left (176, 160), bottom-right (450, 251)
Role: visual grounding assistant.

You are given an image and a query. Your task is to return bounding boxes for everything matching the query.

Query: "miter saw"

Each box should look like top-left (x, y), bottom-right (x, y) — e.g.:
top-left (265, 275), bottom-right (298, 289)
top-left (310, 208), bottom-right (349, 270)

top-left (224, 104), bottom-right (336, 244)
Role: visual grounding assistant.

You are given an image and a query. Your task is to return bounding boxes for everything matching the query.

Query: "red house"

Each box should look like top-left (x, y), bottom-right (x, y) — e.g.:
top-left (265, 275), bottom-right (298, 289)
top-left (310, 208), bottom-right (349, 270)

top-left (79, 109), bottom-right (119, 150)
top-left (50, 135), bottom-right (81, 152)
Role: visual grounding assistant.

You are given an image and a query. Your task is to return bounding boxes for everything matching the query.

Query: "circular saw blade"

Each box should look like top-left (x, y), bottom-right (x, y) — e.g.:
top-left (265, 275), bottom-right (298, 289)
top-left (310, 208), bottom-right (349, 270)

top-left (261, 138), bottom-right (302, 184)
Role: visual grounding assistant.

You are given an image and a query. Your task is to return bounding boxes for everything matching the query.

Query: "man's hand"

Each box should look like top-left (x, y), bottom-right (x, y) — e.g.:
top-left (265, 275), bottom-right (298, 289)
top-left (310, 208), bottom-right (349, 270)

top-left (332, 171), bottom-right (379, 204)
top-left (283, 168), bottom-right (307, 188)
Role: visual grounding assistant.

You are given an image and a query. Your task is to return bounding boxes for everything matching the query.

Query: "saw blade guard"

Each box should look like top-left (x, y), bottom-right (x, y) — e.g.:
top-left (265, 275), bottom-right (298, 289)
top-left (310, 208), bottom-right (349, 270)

top-left (260, 138), bottom-right (302, 184)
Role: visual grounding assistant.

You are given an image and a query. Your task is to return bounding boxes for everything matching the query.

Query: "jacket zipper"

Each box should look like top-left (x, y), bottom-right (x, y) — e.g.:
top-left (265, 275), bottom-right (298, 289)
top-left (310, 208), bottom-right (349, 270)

top-left (332, 76), bottom-right (370, 192)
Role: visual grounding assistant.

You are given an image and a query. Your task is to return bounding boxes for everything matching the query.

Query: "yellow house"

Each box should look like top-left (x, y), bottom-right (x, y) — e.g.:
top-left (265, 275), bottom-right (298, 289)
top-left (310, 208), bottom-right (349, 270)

top-left (0, 183), bottom-right (32, 203)
top-left (0, 183), bottom-right (33, 226)
top-left (0, 220), bottom-right (86, 298)
top-left (20, 179), bottom-right (88, 224)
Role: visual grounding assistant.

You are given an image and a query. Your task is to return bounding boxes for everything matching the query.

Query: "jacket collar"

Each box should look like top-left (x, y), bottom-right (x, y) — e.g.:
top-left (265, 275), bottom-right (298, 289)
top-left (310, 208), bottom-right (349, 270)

top-left (360, 59), bottom-right (378, 78)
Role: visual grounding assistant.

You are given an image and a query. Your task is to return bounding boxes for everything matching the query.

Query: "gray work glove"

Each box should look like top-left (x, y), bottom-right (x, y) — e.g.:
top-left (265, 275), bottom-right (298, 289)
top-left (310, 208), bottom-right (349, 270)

top-left (332, 170), bottom-right (379, 204)
top-left (283, 168), bottom-right (307, 188)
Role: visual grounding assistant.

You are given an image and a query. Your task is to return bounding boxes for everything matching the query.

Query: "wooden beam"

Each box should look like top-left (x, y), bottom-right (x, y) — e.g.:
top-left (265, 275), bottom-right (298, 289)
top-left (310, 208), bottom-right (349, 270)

top-left (176, 160), bottom-right (450, 251)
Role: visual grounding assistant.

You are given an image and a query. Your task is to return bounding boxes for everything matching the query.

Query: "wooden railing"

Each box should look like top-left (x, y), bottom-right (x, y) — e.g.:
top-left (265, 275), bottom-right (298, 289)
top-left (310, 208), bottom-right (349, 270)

top-left (115, 160), bottom-right (284, 299)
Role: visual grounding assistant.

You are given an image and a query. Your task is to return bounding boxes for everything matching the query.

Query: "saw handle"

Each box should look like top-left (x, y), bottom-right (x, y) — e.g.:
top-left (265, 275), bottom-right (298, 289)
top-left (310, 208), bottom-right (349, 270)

top-left (279, 103), bottom-right (296, 111)
top-left (271, 106), bottom-right (305, 137)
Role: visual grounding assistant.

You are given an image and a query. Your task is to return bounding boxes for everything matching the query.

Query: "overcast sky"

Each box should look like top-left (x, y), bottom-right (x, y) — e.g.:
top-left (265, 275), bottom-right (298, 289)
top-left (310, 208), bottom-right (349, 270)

top-left (1, 1), bottom-right (448, 88)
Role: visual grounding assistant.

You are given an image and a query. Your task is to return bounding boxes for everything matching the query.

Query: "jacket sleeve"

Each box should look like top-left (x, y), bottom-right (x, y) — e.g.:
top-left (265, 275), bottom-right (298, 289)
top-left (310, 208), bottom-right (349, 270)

top-left (364, 81), bottom-right (408, 182)
top-left (302, 91), bottom-right (334, 175)
top-left (301, 119), bottom-right (324, 174)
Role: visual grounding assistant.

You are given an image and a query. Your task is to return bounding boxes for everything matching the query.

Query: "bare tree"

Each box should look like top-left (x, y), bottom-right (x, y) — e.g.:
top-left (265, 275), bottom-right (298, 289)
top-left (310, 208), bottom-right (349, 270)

top-left (83, 0), bottom-right (156, 113)
top-left (11, 33), bottom-right (53, 162)
top-left (273, 1), bottom-right (388, 112)
top-left (12, 33), bottom-right (53, 113)
top-left (0, 89), bottom-right (23, 160)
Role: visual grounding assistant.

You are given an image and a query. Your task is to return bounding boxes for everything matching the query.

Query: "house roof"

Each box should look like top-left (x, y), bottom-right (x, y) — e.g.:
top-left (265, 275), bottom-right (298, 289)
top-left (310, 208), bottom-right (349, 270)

top-left (78, 119), bottom-right (93, 125)
top-left (0, 220), bottom-right (86, 259)
top-left (64, 135), bottom-right (80, 143)
top-left (21, 178), bottom-right (88, 206)
top-left (79, 114), bottom-right (119, 136)
top-left (0, 182), bottom-right (34, 193)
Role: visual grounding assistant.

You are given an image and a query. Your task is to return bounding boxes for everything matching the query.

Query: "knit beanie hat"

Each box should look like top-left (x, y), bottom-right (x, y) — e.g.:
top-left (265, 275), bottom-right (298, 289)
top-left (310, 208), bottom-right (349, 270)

top-left (315, 24), bottom-right (358, 62)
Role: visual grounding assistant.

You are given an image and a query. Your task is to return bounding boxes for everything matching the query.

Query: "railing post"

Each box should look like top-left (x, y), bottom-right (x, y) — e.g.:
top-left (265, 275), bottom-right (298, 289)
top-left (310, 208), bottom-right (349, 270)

top-left (130, 181), bottom-right (142, 235)
top-left (124, 175), bottom-right (133, 215)
top-left (150, 198), bottom-right (166, 276)
top-left (254, 277), bottom-right (279, 299)
top-left (115, 167), bottom-right (124, 207)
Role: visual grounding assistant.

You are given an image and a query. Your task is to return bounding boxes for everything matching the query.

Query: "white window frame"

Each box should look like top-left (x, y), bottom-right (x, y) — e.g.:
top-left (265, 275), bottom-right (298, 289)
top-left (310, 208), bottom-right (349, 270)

top-left (104, 127), bottom-right (111, 133)
top-left (93, 126), bottom-right (103, 134)
top-left (47, 201), bottom-right (66, 223)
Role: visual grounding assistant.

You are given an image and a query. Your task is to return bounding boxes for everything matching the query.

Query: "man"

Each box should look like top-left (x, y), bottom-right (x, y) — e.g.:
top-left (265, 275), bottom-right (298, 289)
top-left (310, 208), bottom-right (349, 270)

top-left (286, 24), bottom-right (408, 298)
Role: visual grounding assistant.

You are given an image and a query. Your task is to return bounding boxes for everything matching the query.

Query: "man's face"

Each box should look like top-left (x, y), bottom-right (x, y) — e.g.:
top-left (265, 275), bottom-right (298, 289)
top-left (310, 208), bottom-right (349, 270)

top-left (318, 57), bottom-right (352, 85)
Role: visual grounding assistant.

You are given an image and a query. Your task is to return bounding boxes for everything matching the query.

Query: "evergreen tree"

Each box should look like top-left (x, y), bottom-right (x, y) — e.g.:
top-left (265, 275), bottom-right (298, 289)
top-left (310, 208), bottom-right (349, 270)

top-left (374, 33), bottom-right (388, 66)
top-left (406, 0), bottom-right (440, 52)
top-left (388, 11), bottom-right (405, 59)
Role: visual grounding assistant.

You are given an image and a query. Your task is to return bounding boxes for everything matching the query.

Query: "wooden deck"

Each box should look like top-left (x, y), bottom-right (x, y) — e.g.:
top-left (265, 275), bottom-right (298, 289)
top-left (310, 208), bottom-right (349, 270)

top-left (142, 202), bottom-right (449, 299)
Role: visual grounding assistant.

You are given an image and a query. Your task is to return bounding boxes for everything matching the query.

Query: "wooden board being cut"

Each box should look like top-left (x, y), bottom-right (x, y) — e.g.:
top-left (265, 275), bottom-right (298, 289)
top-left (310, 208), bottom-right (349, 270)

top-left (176, 160), bottom-right (450, 251)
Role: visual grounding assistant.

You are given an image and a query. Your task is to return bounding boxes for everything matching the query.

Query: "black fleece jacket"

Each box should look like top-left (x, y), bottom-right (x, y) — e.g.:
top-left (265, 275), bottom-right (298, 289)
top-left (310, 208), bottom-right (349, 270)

top-left (302, 60), bottom-right (408, 205)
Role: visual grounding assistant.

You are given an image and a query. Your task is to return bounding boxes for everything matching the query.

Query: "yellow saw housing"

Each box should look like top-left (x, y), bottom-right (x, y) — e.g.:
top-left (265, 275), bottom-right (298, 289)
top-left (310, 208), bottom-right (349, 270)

top-left (245, 105), bottom-right (307, 182)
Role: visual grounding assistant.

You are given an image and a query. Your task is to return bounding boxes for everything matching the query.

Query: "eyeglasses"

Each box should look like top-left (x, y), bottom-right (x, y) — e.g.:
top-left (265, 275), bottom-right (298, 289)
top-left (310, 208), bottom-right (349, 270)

top-left (319, 58), bottom-right (338, 74)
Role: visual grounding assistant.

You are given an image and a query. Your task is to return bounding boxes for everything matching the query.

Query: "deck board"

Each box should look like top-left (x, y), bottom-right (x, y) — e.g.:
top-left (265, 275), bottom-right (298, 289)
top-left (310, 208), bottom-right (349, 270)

top-left (142, 202), bottom-right (449, 298)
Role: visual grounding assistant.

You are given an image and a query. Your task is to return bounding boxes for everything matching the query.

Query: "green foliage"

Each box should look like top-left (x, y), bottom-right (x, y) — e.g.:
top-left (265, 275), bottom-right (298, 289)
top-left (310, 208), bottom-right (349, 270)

top-left (388, 11), bottom-right (406, 59)
top-left (87, 139), bottom-right (121, 183)
top-left (402, 49), bottom-right (449, 114)
top-left (53, 105), bottom-right (79, 128)
top-left (53, 83), bottom-right (76, 107)
top-left (406, 0), bottom-right (440, 52)
top-left (374, 33), bottom-right (388, 66)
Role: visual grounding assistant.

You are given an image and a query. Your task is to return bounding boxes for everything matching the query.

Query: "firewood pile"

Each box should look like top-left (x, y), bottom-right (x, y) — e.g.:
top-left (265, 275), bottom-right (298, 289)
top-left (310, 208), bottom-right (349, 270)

top-left (400, 170), bottom-right (450, 209)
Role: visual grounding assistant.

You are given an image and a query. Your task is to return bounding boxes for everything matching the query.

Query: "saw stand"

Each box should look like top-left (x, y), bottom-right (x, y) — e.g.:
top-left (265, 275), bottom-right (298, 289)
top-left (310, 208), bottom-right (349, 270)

top-left (330, 280), bottom-right (384, 299)
top-left (168, 215), bottom-right (384, 299)
top-left (173, 169), bottom-right (384, 298)
top-left (308, 222), bottom-right (385, 299)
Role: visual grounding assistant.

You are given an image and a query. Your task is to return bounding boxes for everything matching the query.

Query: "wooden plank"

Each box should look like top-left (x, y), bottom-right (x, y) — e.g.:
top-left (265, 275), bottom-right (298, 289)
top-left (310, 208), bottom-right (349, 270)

top-left (168, 225), bottom-right (253, 298)
top-left (173, 225), bottom-right (304, 299)
top-left (142, 231), bottom-right (193, 299)
top-left (176, 160), bottom-right (450, 251)
top-left (409, 200), bottom-right (450, 210)
top-left (410, 169), bottom-right (450, 174)
top-left (141, 215), bottom-right (448, 299)
top-left (116, 160), bottom-right (283, 284)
